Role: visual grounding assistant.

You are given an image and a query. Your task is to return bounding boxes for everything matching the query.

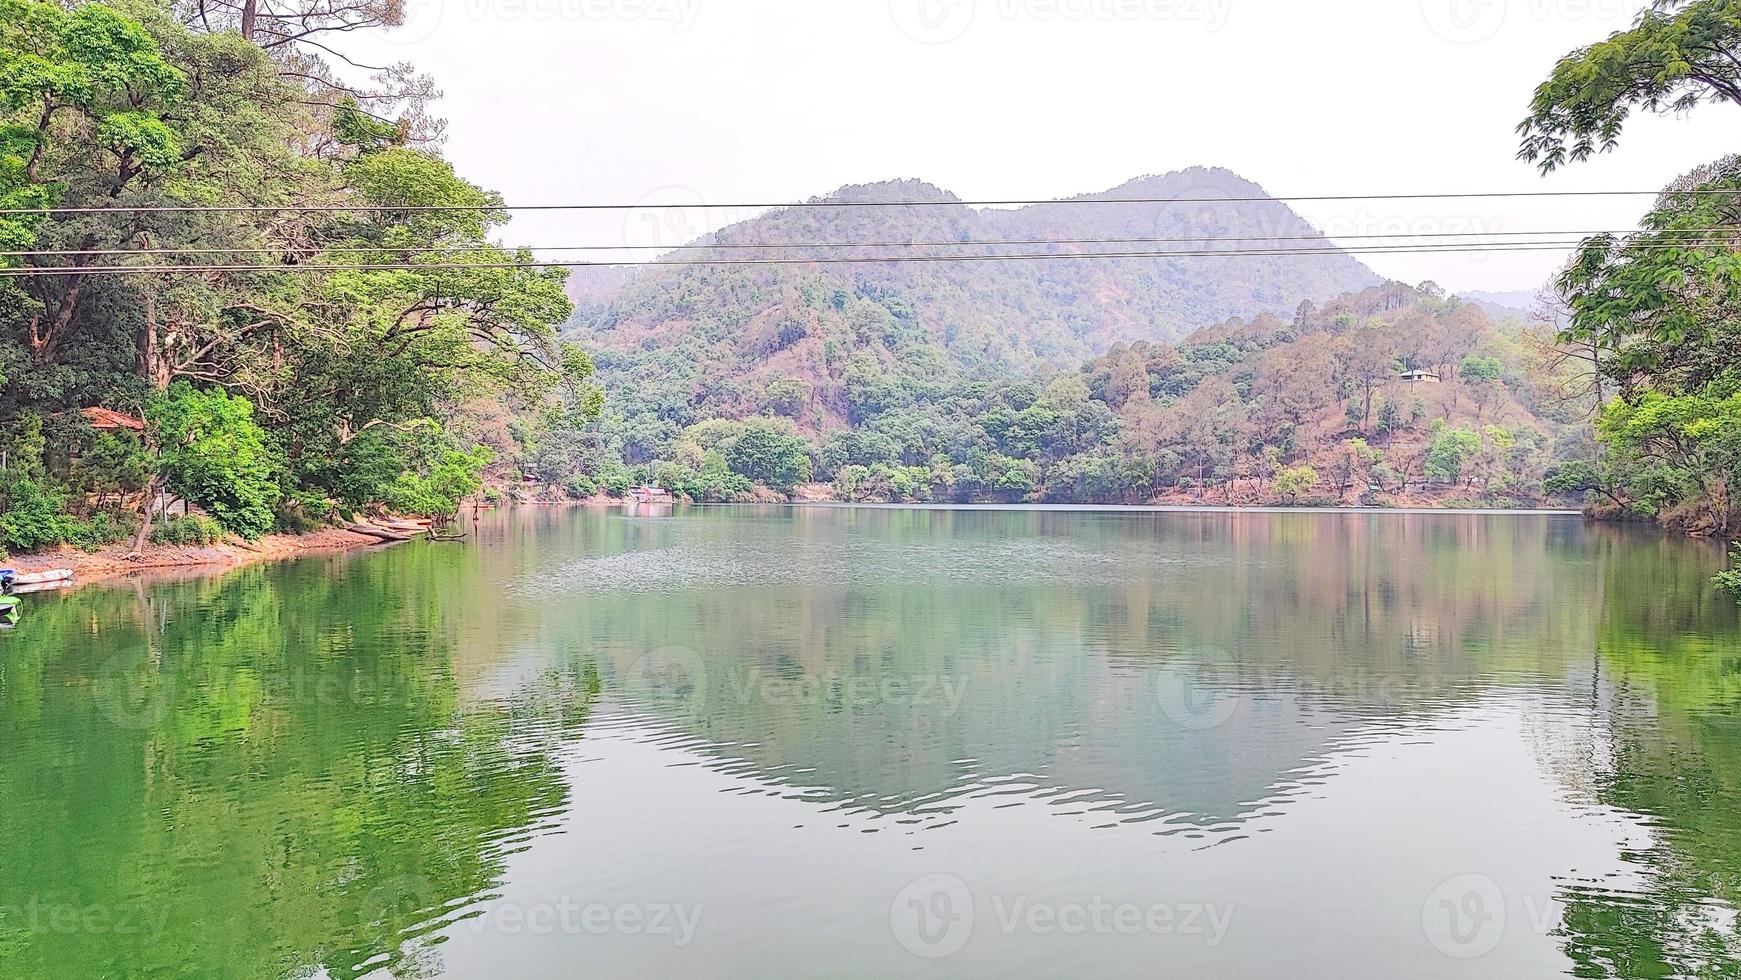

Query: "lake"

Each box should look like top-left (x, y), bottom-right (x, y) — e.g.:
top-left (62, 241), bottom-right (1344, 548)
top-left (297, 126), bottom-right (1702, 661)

top-left (3, 506), bottom-right (1740, 978)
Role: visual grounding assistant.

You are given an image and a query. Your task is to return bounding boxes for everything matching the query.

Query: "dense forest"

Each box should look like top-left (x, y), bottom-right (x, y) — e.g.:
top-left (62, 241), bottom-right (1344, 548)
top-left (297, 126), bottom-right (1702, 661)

top-left (0, 0), bottom-right (599, 555)
top-left (556, 280), bottom-right (1586, 507)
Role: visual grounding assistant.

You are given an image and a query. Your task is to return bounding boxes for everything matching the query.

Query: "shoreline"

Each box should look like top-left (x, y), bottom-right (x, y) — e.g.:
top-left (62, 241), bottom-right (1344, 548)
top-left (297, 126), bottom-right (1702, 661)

top-left (4, 528), bottom-right (391, 591)
top-left (772, 502), bottom-right (1587, 516)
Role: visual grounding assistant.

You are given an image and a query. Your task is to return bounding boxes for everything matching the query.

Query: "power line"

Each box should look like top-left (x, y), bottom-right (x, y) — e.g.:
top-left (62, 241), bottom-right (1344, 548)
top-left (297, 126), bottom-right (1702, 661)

top-left (0, 227), bottom-right (1725, 260)
top-left (3, 239), bottom-right (1733, 277)
top-left (6, 187), bottom-right (1741, 216)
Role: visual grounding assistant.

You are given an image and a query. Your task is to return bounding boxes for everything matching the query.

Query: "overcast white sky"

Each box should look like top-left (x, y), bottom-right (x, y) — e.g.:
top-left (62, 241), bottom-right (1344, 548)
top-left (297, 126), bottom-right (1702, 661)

top-left (347, 0), bottom-right (1740, 293)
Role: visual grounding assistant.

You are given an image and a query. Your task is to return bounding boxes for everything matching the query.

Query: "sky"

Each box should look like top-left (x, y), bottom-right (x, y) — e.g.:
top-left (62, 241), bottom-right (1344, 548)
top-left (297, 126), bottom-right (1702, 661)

top-left (346, 0), bottom-right (1741, 294)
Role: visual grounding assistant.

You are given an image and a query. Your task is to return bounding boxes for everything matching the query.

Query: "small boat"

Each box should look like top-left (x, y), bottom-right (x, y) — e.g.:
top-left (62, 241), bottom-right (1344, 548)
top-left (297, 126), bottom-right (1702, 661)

top-left (628, 486), bottom-right (674, 504)
top-left (1, 568), bottom-right (72, 588)
top-left (8, 580), bottom-right (70, 596)
top-left (0, 596), bottom-right (19, 627)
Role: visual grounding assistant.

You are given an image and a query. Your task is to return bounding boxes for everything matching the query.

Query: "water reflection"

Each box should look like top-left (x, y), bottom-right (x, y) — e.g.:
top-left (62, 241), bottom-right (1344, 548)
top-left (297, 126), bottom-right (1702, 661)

top-left (0, 507), bottom-right (1737, 977)
top-left (0, 560), bottom-right (598, 979)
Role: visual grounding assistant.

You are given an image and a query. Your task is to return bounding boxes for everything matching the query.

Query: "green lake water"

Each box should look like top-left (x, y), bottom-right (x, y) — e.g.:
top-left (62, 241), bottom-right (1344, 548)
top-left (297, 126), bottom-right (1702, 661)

top-left (3, 506), bottom-right (1741, 978)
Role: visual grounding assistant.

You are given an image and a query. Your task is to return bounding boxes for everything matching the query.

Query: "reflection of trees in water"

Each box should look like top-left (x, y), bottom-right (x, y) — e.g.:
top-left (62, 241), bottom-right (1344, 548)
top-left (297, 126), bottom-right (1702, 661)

top-left (0, 560), bottom-right (600, 980)
top-left (1549, 564), bottom-right (1741, 979)
top-left (549, 509), bottom-right (1713, 835)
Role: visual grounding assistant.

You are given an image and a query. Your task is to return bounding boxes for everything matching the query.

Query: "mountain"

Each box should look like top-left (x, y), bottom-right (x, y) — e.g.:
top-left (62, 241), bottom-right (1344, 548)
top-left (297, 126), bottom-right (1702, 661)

top-left (570, 169), bottom-right (1381, 362)
top-left (1457, 289), bottom-right (1557, 327)
top-left (532, 282), bottom-right (1587, 508)
top-left (567, 167), bottom-right (1382, 430)
top-left (571, 168), bottom-right (1385, 433)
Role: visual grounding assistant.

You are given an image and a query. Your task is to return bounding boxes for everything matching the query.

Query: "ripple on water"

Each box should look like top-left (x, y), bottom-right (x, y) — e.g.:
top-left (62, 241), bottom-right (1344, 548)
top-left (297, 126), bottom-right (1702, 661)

top-left (511, 529), bottom-right (1210, 598)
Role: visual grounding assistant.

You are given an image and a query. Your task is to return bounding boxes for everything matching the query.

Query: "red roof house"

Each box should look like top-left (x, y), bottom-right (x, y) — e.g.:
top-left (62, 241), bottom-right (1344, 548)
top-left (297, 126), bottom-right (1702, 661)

top-left (80, 407), bottom-right (146, 432)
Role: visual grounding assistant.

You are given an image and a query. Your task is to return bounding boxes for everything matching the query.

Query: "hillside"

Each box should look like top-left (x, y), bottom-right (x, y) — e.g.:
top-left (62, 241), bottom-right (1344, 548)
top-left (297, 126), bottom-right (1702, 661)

top-left (565, 168), bottom-right (1380, 430)
top-left (527, 283), bottom-right (1590, 507)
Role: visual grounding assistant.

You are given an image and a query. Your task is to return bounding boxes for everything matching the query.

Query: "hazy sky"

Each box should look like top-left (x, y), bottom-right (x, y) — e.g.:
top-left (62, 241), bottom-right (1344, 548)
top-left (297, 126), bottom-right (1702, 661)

top-left (347, 0), bottom-right (1740, 293)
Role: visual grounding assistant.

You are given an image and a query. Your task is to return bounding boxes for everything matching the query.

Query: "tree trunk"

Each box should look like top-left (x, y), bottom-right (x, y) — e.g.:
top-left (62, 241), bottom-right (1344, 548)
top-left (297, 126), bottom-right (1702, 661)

top-left (28, 276), bottom-right (86, 367)
top-left (136, 292), bottom-right (173, 388)
top-left (240, 0), bottom-right (257, 39)
top-left (130, 479), bottom-right (163, 554)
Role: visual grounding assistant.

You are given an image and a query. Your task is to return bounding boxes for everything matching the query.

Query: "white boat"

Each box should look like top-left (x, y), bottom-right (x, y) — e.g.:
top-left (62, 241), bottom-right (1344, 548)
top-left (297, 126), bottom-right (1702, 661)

top-left (9, 580), bottom-right (71, 595)
top-left (6, 569), bottom-right (73, 586)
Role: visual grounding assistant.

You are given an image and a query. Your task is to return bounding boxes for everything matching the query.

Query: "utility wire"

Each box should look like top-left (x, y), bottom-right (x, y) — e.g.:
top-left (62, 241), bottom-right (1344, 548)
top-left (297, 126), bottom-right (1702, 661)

top-left (0, 227), bottom-right (1728, 260)
top-left (3, 239), bottom-right (1736, 277)
top-left (8, 187), bottom-right (1741, 216)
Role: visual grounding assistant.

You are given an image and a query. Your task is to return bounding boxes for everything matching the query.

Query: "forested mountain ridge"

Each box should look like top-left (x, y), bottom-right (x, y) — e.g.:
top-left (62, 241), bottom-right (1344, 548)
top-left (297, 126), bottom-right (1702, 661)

top-left (566, 168), bottom-right (1382, 429)
top-left (535, 280), bottom-right (1588, 507)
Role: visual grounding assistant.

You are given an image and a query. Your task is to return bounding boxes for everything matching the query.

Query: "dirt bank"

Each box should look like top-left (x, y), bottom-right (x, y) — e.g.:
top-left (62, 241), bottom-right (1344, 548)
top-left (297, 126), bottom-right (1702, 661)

top-left (4, 528), bottom-right (390, 590)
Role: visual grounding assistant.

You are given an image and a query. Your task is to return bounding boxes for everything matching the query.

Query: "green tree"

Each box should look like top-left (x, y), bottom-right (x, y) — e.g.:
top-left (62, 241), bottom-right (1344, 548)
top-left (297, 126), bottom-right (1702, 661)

top-left (1425, 424), bottom-right (1483, 486)
top-left (1273, 465), bottom-right (1320, 503)
top-left (148, 382), bottom-right (282, 540)
top-left (764, 377), bottom-right (811, 417)
top-left (1597, 389), bottom-right (1741, 535)
top-left (723, 419), bottom-right (814, 492)
top-left (1518, 1), bottom-right (1741, 173)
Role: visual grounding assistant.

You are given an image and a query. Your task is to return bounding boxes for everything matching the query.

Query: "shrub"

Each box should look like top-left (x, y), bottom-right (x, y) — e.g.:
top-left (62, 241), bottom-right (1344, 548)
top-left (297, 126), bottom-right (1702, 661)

top-left (150, 515), bottom-right (226, 546)
top-left (1273, 466), bottom-right (1321, 503)
top-left (1718, 545), bottom-right (1741, 603)
top-left (274, 490), bottom-right (330, 535)
top-left (62, 512), bottom-right (137, 551)
top-left (562, 473), bottom-right (599, 500)
top-left (0, 474), bottom-right (72, 554)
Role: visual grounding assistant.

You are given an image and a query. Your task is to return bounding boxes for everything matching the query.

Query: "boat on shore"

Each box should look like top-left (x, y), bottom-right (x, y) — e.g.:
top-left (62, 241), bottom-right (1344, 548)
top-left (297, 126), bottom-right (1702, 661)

top-left (628, 486), bottom-right (675, 504)
top-left (1, 568), bottom-right (74, 589)
top-left (7, 580), bottom-right (71, 596)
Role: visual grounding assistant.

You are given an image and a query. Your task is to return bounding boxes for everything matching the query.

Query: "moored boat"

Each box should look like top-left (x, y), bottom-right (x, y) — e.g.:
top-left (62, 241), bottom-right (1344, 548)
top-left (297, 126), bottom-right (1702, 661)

top-left (8, 580), bottom-right (71, 596)
top-left (1, 568), bottom-right (73, 588)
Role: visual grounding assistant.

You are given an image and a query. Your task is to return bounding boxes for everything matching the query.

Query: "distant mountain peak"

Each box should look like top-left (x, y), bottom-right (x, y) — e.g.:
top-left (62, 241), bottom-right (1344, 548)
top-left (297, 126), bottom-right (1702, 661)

top-left (1090, 167), bottom-right (1271, 201)
top-left (811, 179), bottom-right (962, 206)
top-left (570, 168), bottom-right (1382, 375)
